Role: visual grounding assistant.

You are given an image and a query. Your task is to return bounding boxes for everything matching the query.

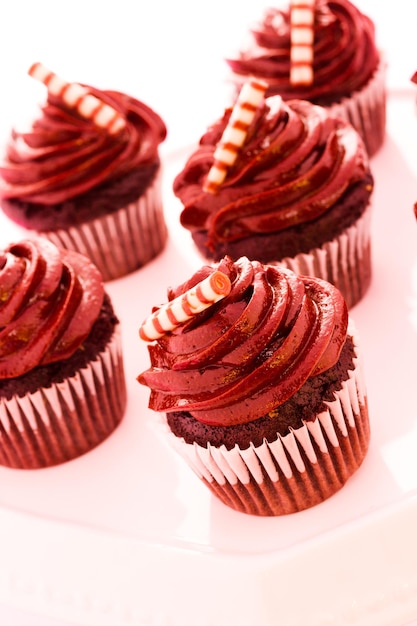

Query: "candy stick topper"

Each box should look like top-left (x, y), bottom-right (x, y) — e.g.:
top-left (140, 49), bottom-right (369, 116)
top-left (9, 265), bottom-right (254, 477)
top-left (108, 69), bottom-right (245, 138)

top-left (203, 78), bottom-right (268, 194)
top-left (290, 0), bottom-right (315, 86)
top-left (28, 62), bottom-right (126, 135)
top-left (139, 270), bottom-right (232, 342)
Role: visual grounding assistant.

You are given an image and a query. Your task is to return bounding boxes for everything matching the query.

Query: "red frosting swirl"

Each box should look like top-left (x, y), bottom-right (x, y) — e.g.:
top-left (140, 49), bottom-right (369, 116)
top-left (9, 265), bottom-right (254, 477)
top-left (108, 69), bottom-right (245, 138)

top-left (138, 256), bottom-right (348, 427)
top-left (174, 97), bottom-right (369, 248)
top-left (226, 0), bottom-right (380, 101)
top-left (0, 86), bottom-right (167, 205)
top-left (0, 238), bottom-right (104, 378)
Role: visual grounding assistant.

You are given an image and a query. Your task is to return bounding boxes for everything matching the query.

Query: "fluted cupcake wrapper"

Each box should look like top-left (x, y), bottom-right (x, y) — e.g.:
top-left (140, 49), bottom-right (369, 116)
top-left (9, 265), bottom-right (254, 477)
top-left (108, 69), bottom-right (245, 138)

top-left (325, 58), bottom-right (386, 157)
top-left (275, 202), bottom-right (372, 309)
top-left (158, 323), bottom-right (370, 516)
top-left (0, 329), bottom-right (126, 470)
top-left (39, 171), bottom-right (167, 282)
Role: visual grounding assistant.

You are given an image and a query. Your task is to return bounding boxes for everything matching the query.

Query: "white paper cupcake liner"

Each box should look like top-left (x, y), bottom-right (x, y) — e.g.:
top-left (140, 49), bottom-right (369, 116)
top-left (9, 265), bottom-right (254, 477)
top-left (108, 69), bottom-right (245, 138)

top-left (275, 202), bottom-right (372, 309)
top-left (0, 328), bottom-right (126, 470)
top-left (157, 321), bottom-right (370, 516)
top-left (325, 58), bottom-right (386, 157)
top-left (39, 171), bottom-right (167, 282)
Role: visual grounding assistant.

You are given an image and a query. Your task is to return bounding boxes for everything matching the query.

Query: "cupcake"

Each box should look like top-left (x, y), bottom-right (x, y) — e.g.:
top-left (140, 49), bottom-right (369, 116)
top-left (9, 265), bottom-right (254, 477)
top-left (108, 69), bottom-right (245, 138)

top-left (174, 82), bottom-right (374, 309)
top-left (226, 0), bottom-right (386, 157)
top-left (138, 256), bottom-right (370, 516)
top-left (0, 237), bottom-right (127, 469)
top-left (0, 62), bottom-right (167, 282)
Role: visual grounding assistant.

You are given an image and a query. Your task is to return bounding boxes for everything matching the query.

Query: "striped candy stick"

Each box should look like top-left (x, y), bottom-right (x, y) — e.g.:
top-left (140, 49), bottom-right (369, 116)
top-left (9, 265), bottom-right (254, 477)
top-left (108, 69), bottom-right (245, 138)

top-left (203, 78), bottom-right (268, 194)
top-left (290, 0), bottom-right (315, 85)
top-left (139, 271), bottom-right (232, 342)
top-left (28, 62), bottom-right (126, 135)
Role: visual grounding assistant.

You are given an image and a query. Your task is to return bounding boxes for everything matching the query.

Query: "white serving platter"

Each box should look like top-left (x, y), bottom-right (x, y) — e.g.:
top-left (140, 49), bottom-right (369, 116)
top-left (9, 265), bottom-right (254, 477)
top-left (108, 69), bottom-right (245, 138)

top-left (0, 88), bottom-right (416, 626)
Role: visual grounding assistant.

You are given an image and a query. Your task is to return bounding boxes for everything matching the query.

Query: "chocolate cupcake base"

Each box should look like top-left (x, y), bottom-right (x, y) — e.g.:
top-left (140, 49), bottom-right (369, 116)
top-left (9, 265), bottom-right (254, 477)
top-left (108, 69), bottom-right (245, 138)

top-left (192, 202), bottom-right (372, 310)
top-left (0, 329), bottom-right (126, 470)
top-left (40, 173), bottom-right (167, 282)
top-left (157, 326), bottom-right (370, 516)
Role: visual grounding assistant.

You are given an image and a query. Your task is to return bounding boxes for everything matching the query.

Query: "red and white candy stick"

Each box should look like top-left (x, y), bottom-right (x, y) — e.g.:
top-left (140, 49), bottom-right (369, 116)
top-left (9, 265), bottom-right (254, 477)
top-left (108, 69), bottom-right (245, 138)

top-left (139, 271), bottom-right (231, 342)
top-left (203, 78), bottom-right (268, 194)
top-left (28, 62), bottom-right (126, 135)
top-left (290, 0), bottom-right (315, 86)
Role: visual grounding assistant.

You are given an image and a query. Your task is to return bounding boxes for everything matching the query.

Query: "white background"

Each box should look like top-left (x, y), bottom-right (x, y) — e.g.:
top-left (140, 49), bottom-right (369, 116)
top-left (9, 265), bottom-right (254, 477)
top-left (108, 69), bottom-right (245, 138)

top-left (1, 1), bottom-right (417, 625)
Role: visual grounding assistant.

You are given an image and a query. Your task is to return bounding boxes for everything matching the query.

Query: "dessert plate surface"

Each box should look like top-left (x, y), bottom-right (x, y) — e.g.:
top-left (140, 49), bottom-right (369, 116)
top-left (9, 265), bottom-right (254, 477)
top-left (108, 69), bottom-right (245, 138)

top-left (0, 90), bottom-right (416, 626)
